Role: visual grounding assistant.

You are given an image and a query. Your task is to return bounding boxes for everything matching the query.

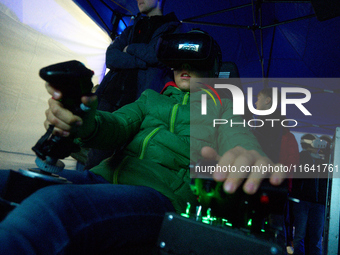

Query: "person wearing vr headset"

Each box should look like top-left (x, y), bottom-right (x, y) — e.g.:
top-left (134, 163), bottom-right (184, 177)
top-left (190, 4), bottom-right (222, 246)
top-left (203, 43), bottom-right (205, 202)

top-left (0, 31), bottom-right (285, 254)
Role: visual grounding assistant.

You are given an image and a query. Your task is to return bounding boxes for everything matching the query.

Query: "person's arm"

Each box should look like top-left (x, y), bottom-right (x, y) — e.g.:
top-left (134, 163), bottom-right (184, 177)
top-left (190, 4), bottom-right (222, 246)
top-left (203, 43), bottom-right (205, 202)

top-left (76, 96), bottom-right (147, 150)
top-left (44, 83), bottom-right (97, 139)
top-left (126, 22), bottom-right (181, 66)
top-left (105, 26), bottom-right (148, 70)
top-left (44, 83), bottom-right (146, 150)
top-left (126, 23), bottom-right (180, 66)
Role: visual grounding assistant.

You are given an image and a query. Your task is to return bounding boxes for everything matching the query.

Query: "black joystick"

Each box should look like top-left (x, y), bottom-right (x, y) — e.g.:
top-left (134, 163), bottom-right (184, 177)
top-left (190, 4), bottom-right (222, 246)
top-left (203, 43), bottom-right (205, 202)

top-left (32, 60), bottom-right (94, 174)
top-left (1, 61), bottom-right (94, 211)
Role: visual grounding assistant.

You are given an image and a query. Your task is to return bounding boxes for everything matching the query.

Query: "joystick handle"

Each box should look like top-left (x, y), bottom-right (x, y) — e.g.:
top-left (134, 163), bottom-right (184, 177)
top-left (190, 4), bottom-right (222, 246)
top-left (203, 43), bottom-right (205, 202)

top-left (39, 60), bottom-right (94, 116)
top-left (32, 60), bottom-right (94, 173)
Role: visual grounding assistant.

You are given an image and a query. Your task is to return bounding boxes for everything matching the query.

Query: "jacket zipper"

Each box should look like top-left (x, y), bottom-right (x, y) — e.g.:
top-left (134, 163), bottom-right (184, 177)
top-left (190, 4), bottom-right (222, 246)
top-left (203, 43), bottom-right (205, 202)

top-left (182, 92), bottom-right (189, 105)
top-left (170, 92), bottom-right (189, 133)
top-left (139, 127), bottom-right (160, 159)
top-left (170, 104), bottom-right (179, 133)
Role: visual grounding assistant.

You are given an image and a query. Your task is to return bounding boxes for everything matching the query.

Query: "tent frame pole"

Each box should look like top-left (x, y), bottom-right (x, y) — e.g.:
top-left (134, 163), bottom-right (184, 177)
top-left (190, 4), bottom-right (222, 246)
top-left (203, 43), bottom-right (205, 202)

top-left (182, 3), bottom-right (253, 22)
top-left (85, 0), bottom-right (111, 32)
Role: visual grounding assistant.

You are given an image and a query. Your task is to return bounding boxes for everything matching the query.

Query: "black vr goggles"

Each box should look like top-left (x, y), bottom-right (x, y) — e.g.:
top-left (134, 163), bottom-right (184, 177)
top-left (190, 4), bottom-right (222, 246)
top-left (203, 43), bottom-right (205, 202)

top-left (156, 32), bottom-right (222, 75)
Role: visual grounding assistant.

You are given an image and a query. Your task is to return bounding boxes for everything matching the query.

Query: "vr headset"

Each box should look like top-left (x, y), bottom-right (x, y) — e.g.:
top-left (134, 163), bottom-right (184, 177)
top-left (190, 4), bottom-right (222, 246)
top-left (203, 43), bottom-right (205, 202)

top-left (156, 32), bottom-right (222, 76)
top-left (301, 136), bottom-right (329, 149)
top-left (301, 135), bottom-right (332, 160)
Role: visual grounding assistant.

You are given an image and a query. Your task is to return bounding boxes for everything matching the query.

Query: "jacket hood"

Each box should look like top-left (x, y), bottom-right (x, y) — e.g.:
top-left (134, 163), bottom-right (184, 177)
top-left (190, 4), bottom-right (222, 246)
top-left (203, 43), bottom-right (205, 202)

top-left (160, 81), bottom-right (179, 94)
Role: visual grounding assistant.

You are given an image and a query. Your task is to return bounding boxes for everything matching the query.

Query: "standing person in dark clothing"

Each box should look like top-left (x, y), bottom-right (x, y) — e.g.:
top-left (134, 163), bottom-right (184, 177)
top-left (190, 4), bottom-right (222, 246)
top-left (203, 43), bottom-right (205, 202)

top-left (279, 127), bottom-right (300, 253)
top-left (291, 134), bottom-right (330, 255)
top-left (84, 0), bottom-right (182, 170)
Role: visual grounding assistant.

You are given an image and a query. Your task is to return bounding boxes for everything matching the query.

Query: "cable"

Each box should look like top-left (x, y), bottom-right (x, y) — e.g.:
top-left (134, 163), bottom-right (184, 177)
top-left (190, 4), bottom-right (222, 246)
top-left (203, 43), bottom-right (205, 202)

top-left (110, 0), bottom-right (134, 15)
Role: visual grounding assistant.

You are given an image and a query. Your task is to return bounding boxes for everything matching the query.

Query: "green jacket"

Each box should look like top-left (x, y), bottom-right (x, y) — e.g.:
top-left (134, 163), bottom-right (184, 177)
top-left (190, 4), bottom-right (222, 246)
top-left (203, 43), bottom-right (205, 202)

top-left (79, 83), bottom-right (264, 213)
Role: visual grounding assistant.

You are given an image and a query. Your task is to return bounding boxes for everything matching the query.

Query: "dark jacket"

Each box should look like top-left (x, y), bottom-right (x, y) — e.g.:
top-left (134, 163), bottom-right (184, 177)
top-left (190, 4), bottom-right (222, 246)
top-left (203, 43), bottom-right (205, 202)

top-left (78, 83), bottom-right (265, 213)
top-left (104, 12), bottom-right (181, 96)
top-left (291, 150), bottom-right (328, 205)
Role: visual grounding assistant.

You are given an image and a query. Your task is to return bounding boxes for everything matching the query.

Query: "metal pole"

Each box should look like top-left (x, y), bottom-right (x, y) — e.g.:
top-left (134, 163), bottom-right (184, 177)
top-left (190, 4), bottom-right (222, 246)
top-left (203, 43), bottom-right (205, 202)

top-left (324, 127), bottom-right (340, 255)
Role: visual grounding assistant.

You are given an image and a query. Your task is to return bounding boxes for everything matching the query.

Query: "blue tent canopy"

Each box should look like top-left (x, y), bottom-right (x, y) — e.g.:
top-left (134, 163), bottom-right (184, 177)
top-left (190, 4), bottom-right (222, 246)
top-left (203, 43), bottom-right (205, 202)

top-left (72, 0), bottom-right (340, 135)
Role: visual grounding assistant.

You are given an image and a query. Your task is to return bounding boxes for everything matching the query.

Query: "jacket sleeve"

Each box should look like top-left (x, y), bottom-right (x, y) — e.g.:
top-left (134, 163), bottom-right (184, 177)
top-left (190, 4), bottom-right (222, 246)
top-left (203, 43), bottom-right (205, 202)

top-left (77, 93), bottom-right (148, 150)
top-left (105, 26), bottom-right (148, 70)
top-left (126, 22), bottom-right (181, 66)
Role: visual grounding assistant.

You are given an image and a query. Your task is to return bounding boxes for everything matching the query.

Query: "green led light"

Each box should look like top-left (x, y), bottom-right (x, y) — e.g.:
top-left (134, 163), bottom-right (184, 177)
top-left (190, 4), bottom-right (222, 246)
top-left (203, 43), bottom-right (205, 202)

top-left (247, 219), bottom-right (252, 226)
top-left (185, 202), bottom-right (191, 215)
top-left (206, 192), bottom-right (215, 197)
top-left (202, 220), bottom-right (210, 224)
top-left (261, 229), bottom-right (265, 232)
top-left (206, 208), bottom-right (211, 218)
top-left (202, 216), bottom-right (217, 222)
top-left (180, 213), bottom-right (189, 218)
top-left (222, 218), bottom-right (232, 226)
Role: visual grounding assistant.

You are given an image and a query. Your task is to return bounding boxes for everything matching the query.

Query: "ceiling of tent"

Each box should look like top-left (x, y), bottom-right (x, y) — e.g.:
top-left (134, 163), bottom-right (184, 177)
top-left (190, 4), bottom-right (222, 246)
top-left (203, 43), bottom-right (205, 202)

top-left (72, 0), bottom-right (340, 135)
